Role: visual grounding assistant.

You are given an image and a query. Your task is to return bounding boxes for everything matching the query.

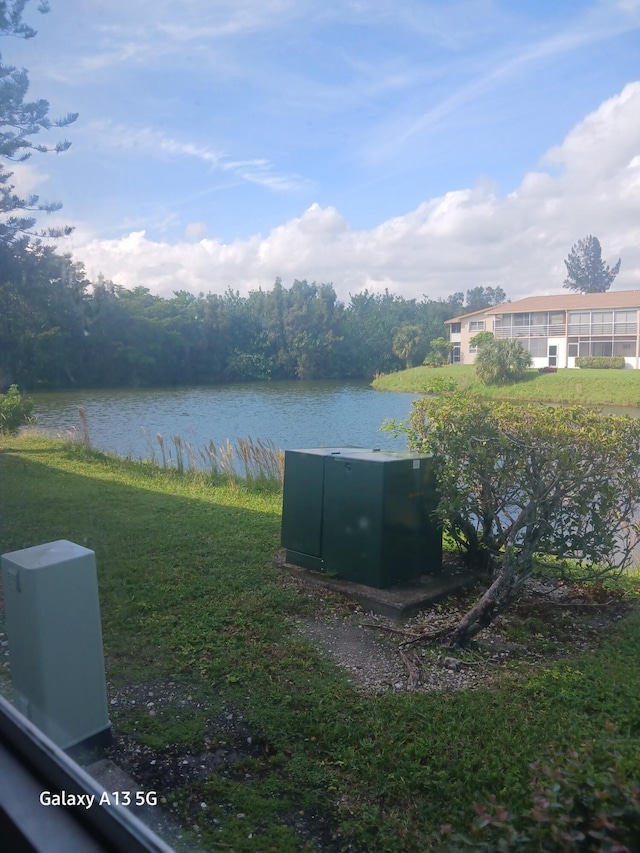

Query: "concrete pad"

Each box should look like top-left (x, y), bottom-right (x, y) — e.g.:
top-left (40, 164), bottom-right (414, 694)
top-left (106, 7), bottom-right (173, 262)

top-left (276, 558), bottom-right (482, 620)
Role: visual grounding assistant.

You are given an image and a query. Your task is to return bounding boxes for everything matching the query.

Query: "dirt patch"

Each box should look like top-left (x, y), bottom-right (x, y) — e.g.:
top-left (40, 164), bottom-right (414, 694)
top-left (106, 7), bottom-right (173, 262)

top-left (103, 683), bottom-right (341, 851)
top-left (288, 573), bottom-right (637, 694)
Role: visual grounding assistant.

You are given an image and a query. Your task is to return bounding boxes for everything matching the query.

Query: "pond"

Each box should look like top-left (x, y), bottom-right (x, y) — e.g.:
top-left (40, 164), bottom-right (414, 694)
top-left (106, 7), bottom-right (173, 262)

top-left (29, 380), bottom-right (419, 462)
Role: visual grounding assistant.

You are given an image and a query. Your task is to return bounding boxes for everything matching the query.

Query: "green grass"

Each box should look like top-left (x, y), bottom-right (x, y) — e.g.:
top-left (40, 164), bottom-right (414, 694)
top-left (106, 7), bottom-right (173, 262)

top-left (372, 364), bottom-right (640, 407)
top-left (1, 434), bottom-right (639, 852)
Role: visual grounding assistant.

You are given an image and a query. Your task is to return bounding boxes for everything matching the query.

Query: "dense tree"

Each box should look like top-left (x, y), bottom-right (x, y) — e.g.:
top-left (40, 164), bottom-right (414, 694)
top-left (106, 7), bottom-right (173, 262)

top-left (475, 338), bottom-right (531, 385)
top-left (0, 241), bottom-right (89, 388)
top-left (563, 235), bottom-right (621, 293)
top-left (0, 262), bottom-right (468, 390)
top-left (344, 290), bottom-right (412, 376)
top-left (402, 391), bottom-right (640, 645)
top-left (0, 0), bottom-right (77, 243)
top-left (464, 285), bottom-right (507, 312)
top-left (0, 1), bottom-right (83, 389)
top-left (446, 292), bottom-right (464, 313)
top-left (423, 336), bottom-right (452, 367)
top-left (392, 323), bottom-right (426, 368)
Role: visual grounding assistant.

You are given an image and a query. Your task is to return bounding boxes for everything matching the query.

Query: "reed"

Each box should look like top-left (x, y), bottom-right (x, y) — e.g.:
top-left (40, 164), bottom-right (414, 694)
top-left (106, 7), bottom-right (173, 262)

top-left (156, 432), bottom-right (166, 467)
top-left (64, 410), bottom-right (284, 488)
top-left (77, 406), bottom-right (91, 449)
top-left (61, 406), bottom-right (92, 449)
top-left (236, 435), bottom-right (284, 484)
top-left (156, 431), bottom-right (284, 488)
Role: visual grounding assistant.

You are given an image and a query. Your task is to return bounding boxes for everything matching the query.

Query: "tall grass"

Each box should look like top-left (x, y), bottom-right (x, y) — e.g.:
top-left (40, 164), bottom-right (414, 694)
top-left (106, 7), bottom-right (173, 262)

top-left (142, 429), bottom-right (285, 487)
top-left (159, 432), bottom-right (284, 487)
top-left (58, 408), bottom-right (285, 489)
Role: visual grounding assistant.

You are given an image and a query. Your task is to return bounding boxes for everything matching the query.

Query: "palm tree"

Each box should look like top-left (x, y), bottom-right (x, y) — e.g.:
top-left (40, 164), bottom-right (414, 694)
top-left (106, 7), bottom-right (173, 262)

top-left (475, 338), bottom-right (532, 385)
top-left (392, 324), bottom-right (426, 368)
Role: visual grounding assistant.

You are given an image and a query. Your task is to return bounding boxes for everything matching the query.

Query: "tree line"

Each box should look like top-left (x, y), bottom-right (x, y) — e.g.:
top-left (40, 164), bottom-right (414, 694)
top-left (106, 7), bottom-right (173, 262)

top-left (0, 2), bottom-right (510, 391)
top-left (0, 235), bottom-right (506, 390)
top-left (1, 2), bottom-right (618, 393)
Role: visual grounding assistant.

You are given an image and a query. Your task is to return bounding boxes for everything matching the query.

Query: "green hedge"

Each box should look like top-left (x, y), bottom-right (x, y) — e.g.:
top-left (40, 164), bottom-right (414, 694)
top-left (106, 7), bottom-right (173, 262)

top-left (575, 356), bottom-right (625, 369)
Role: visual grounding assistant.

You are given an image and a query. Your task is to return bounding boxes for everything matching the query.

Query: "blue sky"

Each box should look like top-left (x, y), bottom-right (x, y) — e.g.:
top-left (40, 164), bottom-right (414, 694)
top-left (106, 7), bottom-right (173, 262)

top-left (7, 0), bottom-right (640, 302)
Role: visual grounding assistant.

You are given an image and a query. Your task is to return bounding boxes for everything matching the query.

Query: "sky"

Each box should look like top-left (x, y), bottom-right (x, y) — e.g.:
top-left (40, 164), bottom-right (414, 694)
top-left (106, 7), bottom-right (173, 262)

top-left (6, 0), bottom-right (640, 304)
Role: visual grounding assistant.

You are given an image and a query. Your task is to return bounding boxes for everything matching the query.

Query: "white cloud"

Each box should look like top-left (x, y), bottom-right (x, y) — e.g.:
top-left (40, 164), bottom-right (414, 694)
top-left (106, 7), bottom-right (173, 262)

top-left (85, 122), bottom-right (311, 192)
top-left (73, 83), bottom-right (640, 302)
top-left (184, 221), bottom-right (208, 241)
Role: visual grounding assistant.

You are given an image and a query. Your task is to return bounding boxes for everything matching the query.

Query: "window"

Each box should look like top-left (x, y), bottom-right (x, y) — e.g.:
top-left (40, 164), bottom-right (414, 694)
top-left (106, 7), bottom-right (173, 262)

top-left (591, 341), bottom-right (613, 357)
top-left (591, 311), bottom-right (613, 336)
top-left (449, 322), bottom-right (461, 333)
top-left (568, 311), bottom-right (590, 334)
top-left (591, 311), bottom-right (613, 324)
top-left (513, 313), bottom-right (530, 327)
top-left (568, 343), bottom-right (578, 357)
top-left (522, 338), bottom-right (547, 357)
top-left (469, 320), bottom-right (485, 331)
top-left (569, 311), bottom-right (590, 323)
top-left (614, 310), bottom-right (637, 334)
top-left (613, 341), bottom-right (636, 357)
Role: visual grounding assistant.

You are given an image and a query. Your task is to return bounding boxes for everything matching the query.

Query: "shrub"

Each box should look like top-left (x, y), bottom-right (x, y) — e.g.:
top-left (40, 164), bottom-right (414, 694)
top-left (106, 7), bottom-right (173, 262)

top-left (423, 351), bottom-right (446, 367)
top-left (421, 376), bottom-right (458, 395)
top-left (403, 392), bottom-right (640, 644)
top-left (0, 385), bottom-right (35, 434)
top-left (538, 366), bottom-right (557, 374)
top-left (475, 338), bottom-right (532, 385)
top-left (575, 356), bottom-right (625, 369)
top-left (442, 733), bottom-right (640, 851)
top-left (469, 330), bottom-right (495, 350)
top-left (424, 336), bottom-right (453, 368)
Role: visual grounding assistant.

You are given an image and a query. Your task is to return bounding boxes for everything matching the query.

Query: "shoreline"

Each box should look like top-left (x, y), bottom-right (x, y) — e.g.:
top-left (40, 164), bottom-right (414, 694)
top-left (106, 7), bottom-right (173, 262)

top-left (371, 364), bottom-right (640, 409)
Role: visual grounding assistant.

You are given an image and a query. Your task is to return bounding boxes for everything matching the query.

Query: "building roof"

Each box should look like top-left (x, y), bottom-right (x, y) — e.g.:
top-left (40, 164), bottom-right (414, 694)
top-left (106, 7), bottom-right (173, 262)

top-left (488, 290), bottom-right (640, 314)
top-left (444, 307), bottom-right (500, 324)
top-left (446, 290), bottom-right (640, 323)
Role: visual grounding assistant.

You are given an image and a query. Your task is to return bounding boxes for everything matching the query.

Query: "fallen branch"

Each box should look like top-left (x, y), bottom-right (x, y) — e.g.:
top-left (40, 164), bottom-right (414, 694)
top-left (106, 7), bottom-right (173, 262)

top-left (399, 625), bottom-right (458, 650)
top-left (532, 600), bottom-right (624, 609)
top-left (399, 647), bottom-right (421, 691)
top-left (361, 621), bottom-right (413, 638)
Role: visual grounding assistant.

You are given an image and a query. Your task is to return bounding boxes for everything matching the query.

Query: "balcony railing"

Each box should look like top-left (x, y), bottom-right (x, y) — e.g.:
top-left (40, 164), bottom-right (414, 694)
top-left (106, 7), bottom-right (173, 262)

top-left (567, 322), bottom-right (638, 336)
top-left (494, 324), bottom-right (566, 339)
top-left (495, 322), bottom-right (638, 339)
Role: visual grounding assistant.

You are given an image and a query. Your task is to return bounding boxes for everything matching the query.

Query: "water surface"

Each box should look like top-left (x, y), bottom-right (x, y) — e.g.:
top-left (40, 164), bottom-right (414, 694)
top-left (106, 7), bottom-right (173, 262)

top-left (30, 381), bottom-right (420, 461)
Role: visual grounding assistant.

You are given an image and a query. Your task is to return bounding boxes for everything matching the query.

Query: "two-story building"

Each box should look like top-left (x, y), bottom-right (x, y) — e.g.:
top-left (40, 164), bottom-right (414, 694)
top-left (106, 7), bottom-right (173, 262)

top-left (445, 291), bottom-right (640, 369)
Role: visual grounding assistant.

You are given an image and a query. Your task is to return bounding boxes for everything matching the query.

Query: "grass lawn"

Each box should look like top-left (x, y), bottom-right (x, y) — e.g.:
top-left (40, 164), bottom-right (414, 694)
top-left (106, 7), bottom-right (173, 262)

top-left (1, 435), bottom-right (639, 852)
top-left (372, 364), bottom-right (640, 407)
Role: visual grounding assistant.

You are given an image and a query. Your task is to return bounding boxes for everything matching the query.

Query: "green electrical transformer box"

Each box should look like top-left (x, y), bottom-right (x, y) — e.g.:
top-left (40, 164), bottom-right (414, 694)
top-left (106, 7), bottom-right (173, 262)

top-left (280, 447), bottom-right (366, 572)
top-left (281, 448), bottom-right (441, 588)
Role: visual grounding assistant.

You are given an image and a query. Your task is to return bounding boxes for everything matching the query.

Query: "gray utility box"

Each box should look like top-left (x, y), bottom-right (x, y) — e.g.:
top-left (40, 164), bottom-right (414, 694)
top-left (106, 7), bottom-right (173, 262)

top-left (281, 448), bottom-right (442, 588)
top-left (1, 540), bottom-right (111, 751)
